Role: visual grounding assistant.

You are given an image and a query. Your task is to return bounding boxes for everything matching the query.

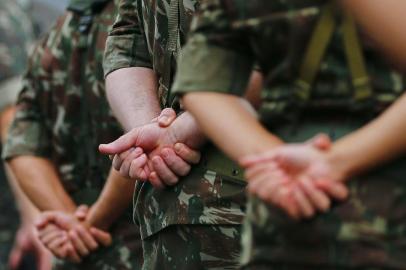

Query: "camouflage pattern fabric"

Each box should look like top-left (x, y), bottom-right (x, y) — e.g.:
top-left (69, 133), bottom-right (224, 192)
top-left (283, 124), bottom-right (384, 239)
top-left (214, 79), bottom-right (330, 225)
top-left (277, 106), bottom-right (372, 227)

top-left (2, 1), bottom-right (143, 269)
top-left (0, 1), bottom-right (34, 269)
top-left (104, 0), bottom-right (246, 269)
top-left (173, 0), bottom-right (406, 269)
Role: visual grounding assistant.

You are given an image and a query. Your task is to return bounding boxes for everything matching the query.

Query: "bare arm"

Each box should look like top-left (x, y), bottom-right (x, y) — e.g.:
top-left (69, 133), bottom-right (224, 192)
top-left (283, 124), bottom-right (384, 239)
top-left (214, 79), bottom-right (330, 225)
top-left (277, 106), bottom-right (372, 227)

top-left (343, 0), bottom-right (406, 69)
top-left (106, 67), bottom-right (161, 131)
top-left (85, 169), bottom-right (134, 231)
top-left (329, 93), bottom-right (406, 179)
top-left (182, 92), bottom-right (282, 162)
top-left (7, 156), bottom-right (76, 213)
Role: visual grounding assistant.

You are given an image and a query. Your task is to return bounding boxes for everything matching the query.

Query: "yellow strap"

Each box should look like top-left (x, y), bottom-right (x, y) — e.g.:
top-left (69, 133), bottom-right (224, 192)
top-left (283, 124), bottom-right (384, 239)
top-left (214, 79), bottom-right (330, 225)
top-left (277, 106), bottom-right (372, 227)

top-left (295, 3), bottom-right (337, 101)
top-left (342, 14), bottom-right (373, 101)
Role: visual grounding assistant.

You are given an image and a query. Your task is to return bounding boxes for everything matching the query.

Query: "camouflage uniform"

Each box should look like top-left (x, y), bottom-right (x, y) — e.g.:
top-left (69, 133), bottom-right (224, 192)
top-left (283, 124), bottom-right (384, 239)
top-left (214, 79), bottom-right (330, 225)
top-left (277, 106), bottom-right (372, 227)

top-left (104, 0), bottom-right (246, 269)
top-left (2, 0), bottom-right (143, 269)
top-left (173, 0), bottom-right (406, 269)
top-left (0, 1), bottom-right (34, 269)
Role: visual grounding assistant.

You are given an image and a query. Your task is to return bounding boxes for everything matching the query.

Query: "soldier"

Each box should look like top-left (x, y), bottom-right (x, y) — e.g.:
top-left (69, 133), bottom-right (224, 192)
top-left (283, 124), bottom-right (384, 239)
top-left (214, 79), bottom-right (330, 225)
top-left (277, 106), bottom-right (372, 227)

top-left (99, 0), bottom-right (262, 268)
top-left (2, 0), bottom-right (143, 269)
top-left (172, 0), bottom-right (406, 269)
top-left (0, 1), bottom-right (50, 270)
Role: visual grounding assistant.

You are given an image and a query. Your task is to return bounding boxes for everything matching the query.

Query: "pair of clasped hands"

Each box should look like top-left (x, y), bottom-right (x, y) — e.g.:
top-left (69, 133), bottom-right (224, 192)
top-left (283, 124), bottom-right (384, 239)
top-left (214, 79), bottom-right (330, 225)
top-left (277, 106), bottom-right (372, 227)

top-left (35, 108), bottom-right (349, 262)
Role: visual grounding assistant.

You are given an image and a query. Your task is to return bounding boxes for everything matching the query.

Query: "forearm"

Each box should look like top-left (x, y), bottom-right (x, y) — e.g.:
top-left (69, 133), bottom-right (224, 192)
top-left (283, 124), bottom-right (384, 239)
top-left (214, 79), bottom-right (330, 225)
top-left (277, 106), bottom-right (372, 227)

top-left (183, 92), bottom-right (282, 161)
top-left (106, 67), bottom-right (161, 131)
top-left (343, 0), bottom-right (406, 69)
top-left (7, 156), bottom-right (76, 212)
top-left (86, 169), bottom-right (134, 231)
top-left (4, 163), bottom-right (41, 224)
top-left (329, 93), bottom-right (406, 178)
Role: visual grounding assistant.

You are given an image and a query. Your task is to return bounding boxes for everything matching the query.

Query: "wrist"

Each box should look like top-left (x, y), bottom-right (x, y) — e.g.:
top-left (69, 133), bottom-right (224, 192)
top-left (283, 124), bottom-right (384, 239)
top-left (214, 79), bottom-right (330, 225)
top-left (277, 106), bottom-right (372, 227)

top-left (327, 146), bottom-right (353, 182)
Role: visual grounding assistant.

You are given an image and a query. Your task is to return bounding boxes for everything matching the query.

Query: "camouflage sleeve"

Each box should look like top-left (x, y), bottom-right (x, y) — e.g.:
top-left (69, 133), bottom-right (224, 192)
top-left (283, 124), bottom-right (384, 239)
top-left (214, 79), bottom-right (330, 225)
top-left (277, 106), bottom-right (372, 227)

top-left (2, 36), bottom-right (52, 160)
top-left (172, 1), bottom-right (254, 97)
top-left (103, 0), bottom-right (151, 77)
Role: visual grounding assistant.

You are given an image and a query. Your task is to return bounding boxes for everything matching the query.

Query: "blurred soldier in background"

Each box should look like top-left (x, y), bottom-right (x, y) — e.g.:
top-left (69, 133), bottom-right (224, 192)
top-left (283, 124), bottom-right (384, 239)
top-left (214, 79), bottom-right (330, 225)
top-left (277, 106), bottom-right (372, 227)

top-left (0, 1), bottom-right (52, 269)
top-left (2, 0), bottom-right (143, 269)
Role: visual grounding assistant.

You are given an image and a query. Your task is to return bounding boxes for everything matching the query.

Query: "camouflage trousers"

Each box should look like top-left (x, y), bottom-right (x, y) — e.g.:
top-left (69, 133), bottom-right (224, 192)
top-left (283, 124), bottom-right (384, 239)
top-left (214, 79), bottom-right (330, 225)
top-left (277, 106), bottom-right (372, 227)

top-left (53, 222), bottom-right (143, 270)
top-left (241, 113), bottom-right (406, 269)
top-left (142, 224), bottom-right (242, 270)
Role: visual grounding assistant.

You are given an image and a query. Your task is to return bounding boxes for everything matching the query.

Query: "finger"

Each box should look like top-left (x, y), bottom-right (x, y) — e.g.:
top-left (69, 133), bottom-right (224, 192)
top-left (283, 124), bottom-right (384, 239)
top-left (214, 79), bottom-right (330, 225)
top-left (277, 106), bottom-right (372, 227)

top-left (50, 242), bottom-right (69, 259)
top-left (174, 143), bottom-right (201, 164)
top-left (292, 186), bottom-right (315, 218)
top-left (128, 154), bottom-right (149, 180)
top-left (239, 151), bottom-right (277, 168)
top-left (299, 177), bottom-right (331, 212)
top-left (161, 148), bottom-right (191, 176)
top-left (315, 180), bottom-right (349, 201)
top-left (40, 229), bottom-right (65, 246)
top-left (37, 224), bottom-right (61, 240)
top-left (157, 108), bottom-right (177, 127)
top-left (274, 185), bottom-right (300, 220)
top-left (148, 172), bottom-right (166, 189)
top-left (35, 212), bottom-right (59, 229)
top-left (99, 128), bottom-right (140, 155)
top-left (37, 250), bottom-right (53, 270)
top-left (65, 243), bottom-right (81, 263)
top-left (89, 227), bottom-right (112, 247)
top-left (151, 156), bottom-right (179, 185)
top-left (120, 147), bottom-right (144, 177)
top-left (306, 133), bottom-right (332, 151)
top-left (47, 234), bottom-right (68, 252)
top-left (69, 230), bottom-right (89, 257)
top-left (75, 205), bottom-right (89, 221)
top-left (245, 162), bottom-right (278, 181)
top-left (112, 148), bottom-right (133, 172)
top-left (74, 225), bottom-right (99, 251)
top-left (8, 246), bottom-right (22, 270)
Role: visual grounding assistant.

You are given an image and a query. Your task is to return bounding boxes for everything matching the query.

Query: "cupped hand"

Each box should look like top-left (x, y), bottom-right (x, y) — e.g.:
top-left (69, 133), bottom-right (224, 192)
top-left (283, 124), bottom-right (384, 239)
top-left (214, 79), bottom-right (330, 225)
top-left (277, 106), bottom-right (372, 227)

top-left (240, 134), bottom-right (349, 220)
top-left (99, 108), bottom-right (201, 188)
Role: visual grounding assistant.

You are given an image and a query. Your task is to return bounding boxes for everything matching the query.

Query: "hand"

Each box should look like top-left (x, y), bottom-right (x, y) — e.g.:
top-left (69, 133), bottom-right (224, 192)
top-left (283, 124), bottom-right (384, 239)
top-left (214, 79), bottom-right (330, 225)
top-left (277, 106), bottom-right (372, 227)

top-left (100, 108), bottom-right (203, 188)
top-left (240, 134), bottom-right (349, 220)
top-left (35, 209), bottom-right (111, 263)
top-left (8, 223), bottom-right (52, 270)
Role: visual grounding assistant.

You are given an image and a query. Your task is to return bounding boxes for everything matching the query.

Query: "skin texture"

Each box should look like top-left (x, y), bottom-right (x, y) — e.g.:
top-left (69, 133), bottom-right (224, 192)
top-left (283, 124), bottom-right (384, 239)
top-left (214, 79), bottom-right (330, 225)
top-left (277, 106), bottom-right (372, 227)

top-left (105, 68), bottom-right (202, 186)
top-left (343, 0), bottom-right (406, 70)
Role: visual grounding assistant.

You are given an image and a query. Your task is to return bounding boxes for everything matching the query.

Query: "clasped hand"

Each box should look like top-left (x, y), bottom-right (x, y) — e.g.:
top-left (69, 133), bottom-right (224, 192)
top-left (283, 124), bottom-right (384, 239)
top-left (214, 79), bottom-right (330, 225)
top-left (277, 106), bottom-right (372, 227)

top-left (35, 205), bottom-right (111, 263)
top-left (240, 134), bottom-right (349, 220)
top-left (99, 109), bottom-right (204, 188)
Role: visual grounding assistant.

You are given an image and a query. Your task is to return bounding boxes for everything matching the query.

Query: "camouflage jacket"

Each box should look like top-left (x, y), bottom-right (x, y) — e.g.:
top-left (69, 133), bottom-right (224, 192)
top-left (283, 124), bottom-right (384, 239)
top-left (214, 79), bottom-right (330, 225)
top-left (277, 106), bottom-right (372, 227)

top-left (104, 0), bottom-right (246, 241)
top-left (3, 1), bottom-right (123, 196)
top-left (173, 0), bottom-right (406, 268)
top-left (0, 0), bottom-right (34, 84)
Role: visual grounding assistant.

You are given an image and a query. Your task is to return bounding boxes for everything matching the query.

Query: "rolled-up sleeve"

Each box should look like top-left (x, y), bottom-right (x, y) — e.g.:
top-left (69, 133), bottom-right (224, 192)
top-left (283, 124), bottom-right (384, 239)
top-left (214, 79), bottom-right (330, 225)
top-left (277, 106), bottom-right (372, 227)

top-left (103, 0), bottom-right (152, 77)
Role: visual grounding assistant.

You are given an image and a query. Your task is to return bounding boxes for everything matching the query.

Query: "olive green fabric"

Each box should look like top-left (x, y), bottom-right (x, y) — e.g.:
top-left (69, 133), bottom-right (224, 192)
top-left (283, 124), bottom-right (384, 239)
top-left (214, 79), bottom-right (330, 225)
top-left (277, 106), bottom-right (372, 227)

top-left (173, 0), bottom-right (406, 268)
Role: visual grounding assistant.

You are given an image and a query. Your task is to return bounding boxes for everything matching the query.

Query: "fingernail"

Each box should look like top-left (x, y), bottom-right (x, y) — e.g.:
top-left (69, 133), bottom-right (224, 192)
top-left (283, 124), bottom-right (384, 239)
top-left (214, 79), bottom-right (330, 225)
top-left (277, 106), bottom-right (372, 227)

top-left (174, 143), bottom-right (181, 152)
top-left (160, 116), bottom-right (169, 124)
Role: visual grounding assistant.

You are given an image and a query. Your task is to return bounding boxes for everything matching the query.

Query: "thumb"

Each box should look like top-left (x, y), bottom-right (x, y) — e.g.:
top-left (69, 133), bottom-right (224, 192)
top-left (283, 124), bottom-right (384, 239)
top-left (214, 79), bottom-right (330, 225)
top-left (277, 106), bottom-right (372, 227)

top-left (239, 151), bottom-right (277, 168)
top-left (157, 108), bottom-right (177, 127)
top-left (35, 212), bottom-right (58, 229)
top-left (74, 205), bottom-right (89, 221)
top-left (99, 128), bottom-right (140, 155)
top-left (307, 133), bottom-right (332, 151)
top-left (89, 227), bottom-right (112, 247)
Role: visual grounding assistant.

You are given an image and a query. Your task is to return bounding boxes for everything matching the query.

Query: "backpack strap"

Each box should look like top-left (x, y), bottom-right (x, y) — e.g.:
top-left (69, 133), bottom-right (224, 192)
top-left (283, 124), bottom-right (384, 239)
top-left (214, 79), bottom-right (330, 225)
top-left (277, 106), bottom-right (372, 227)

top-left (295, 2), bottom-right (337, 101)
top-left (342, 14), bottom-right (373, 101)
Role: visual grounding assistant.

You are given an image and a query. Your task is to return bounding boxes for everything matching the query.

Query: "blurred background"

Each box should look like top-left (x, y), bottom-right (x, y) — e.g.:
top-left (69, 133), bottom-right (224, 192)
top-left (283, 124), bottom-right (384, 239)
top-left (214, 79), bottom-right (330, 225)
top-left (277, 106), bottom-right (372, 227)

top-left (1, 1), bottom-right (67, 269)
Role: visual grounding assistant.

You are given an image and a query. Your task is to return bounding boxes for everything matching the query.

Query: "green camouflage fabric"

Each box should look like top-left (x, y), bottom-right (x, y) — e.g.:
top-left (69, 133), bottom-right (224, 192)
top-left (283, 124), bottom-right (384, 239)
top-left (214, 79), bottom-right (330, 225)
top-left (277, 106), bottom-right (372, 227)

top-left (173, 0), bottom-right (406, 269)
top-left (2, 1), bottom-right (143, 269)
top-left (104, 0), bottom-right (246, 268)
top-left (0, 1), bottom-right (34, 269)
